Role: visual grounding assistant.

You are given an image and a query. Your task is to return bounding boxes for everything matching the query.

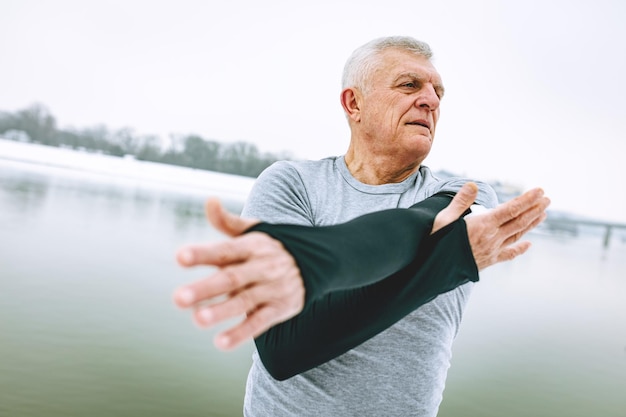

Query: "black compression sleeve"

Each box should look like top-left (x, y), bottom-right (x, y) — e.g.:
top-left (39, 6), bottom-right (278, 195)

top-left (245, 192), bottom-right (478, 380)
top-left (246, 192), bottom-right (458, 304)
top-left (256, 219), bottom-right (477, 380)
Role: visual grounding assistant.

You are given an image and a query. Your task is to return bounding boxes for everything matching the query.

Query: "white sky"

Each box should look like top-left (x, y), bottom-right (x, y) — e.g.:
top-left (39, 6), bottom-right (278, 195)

top-left (1, 0), bottom-right (625, 222)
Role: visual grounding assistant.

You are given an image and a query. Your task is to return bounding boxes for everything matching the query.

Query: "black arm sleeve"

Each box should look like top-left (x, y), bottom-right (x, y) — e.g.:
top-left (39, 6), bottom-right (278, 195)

top-left (246, 192), bottom-right (459, 304)
top-left (245, 192), bottom-right (478, 380)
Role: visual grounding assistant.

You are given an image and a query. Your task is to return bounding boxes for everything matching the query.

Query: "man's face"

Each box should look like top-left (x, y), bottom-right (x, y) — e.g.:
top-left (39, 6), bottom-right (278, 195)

top-left (357, 48), bottom-right (444, 162)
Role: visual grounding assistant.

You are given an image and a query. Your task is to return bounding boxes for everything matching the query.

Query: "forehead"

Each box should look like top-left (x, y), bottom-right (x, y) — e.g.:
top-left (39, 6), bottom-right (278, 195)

top-left (372, 48), bottom-right (442, 84)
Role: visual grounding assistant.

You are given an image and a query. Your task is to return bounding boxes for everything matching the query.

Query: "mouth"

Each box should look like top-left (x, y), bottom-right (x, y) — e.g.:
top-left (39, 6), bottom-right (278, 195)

top-left (406, 120), bottom-right (431, 131)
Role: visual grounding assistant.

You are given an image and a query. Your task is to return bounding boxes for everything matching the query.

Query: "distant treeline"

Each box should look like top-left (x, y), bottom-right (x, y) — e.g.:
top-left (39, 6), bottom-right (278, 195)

top-left (0, 103), bottom-right (292, 177)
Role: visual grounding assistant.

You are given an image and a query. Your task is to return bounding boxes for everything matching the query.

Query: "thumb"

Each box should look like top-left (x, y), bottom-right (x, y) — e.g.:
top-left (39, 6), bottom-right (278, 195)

top-left (205, 198), bottom-right (259, 237)
top-left (448, 182), bottom-right (479, 215)
top-left (431, 182), bottom-right (478, 234)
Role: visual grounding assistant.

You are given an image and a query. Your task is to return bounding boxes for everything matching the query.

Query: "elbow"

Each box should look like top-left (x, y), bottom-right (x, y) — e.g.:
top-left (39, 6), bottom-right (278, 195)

top-left (255, 334), bottom-right (299, 381)
top-left (257, 349), bottom-right (298, 381)
top-left (264, 362), bottom-right (295, 382)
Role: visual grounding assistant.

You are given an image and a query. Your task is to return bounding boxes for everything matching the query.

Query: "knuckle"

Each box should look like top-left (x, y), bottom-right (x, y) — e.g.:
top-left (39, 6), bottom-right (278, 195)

top-left (244, 309), bottom-right (273, 338)
top-left (215, 240), bottom-right (237, 264)
top-left (506, 202), bottom-right (521, 218)
top-left (249, 231), bottom-right (279, 249)
top-left (501, 250), bottom-right (516, 262)
top-left (265, 255), bottom-right (299, 283)
top-left (222, 267), bottom-right (243, 289)
top-left (236, 289), bottom-right (256, 312)
top-left (264, 257), bottom-right (285, 276)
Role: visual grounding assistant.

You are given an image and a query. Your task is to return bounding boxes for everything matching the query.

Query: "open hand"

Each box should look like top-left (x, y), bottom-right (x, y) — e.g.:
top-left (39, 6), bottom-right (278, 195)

top-left (432, 182), bottom-right (550, 270)
top-left (173, 198), bottom-right (305, 351)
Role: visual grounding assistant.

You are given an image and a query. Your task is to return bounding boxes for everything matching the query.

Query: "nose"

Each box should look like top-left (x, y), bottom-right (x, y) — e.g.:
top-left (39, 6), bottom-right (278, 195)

top-left (415, 84), bottom-right (440, 111)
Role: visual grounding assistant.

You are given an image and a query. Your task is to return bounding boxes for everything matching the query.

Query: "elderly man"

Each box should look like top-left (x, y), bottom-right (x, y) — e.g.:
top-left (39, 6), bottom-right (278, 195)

top-left (174, 36), bottom-right (549, 416)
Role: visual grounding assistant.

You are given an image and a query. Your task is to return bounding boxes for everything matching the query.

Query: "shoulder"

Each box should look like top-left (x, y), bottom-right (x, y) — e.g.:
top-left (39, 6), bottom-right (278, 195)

top-left (261, 157), bottom-right (338, 178)
top-left (420, 166), bottom-right (498, 209)
top-left (243, 157), bottom-right (341, 224)
top-left (255, 157), bottom-right (344, 198)
top-left (253, 157), bottom-right (338, 194)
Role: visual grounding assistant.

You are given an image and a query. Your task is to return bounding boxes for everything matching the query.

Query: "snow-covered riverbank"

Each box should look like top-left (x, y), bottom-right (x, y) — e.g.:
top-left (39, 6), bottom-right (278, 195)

top-left (0, 139), bottom-right (255, 201)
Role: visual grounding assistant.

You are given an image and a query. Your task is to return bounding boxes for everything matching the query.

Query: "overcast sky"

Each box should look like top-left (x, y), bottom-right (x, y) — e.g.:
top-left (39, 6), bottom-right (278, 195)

top-left (1, 0), bottom-right (625, 222)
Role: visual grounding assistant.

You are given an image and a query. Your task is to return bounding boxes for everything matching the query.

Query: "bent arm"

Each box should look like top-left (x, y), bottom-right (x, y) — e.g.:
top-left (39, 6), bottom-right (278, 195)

top-left (174, 181), bottom-right (547, 356)
top-left (247, 193), bottom-right (477, 380)
top-left (245, 192), bottom-right (463, 304)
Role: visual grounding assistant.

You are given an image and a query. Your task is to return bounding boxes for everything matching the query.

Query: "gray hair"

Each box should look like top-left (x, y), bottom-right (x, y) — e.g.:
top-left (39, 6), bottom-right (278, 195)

top-left (341, 36), bottom-right (433, 92)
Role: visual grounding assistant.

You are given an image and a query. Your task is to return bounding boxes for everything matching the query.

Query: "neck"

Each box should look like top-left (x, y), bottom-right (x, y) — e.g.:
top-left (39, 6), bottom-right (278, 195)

top-left (344, 144), bottom-right (422, 185)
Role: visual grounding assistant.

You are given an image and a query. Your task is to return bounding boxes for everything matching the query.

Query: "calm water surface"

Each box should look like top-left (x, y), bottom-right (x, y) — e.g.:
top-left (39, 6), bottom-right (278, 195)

top-left (1, 161), bottom-right (625, 417)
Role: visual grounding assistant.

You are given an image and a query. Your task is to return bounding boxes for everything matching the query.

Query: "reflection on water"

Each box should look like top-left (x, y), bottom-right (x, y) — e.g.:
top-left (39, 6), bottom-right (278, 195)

top-left (439, 232), bottom-right (626, 417)
top-left (0, 162), bottom-right (251, 417)
top-left (0, 171), bottom-right (50, 222)
top-left (1, 162), bottom-right (625, 417)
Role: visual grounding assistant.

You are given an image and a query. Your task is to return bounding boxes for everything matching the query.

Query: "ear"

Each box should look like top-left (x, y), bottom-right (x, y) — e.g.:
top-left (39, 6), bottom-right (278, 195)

top-left (340, 87), bottom-right (362, 122)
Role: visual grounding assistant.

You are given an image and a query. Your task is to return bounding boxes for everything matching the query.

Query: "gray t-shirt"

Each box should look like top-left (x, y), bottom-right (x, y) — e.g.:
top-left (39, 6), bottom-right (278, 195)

top-left (241, 156), bottom-right (497, 417)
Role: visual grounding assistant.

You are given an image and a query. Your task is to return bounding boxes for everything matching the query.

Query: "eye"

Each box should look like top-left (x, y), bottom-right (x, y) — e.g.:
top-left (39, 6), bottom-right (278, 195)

top-left (401, 82), bottom-right (417, 88)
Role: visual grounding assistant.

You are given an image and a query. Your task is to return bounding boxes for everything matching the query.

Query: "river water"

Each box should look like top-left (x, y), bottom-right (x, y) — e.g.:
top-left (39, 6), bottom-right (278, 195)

top-left (1, 160), bottom-right (624, 417)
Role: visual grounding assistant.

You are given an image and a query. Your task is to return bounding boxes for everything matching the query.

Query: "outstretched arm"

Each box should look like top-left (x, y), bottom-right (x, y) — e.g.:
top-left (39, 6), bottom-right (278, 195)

top-left (244, 185), bottom-right (549, 379)
top-left (252, 193), bottom-right (478, 379)
top-left (245, 191), bottom-right (461, 305)
top-left (173, 183), bottom-right (549, 354)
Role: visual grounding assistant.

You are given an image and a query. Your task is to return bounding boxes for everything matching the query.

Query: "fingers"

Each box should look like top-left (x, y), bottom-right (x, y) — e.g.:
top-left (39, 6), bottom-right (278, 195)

top-left (177, 239), bottom-right (247, 269)
top-left (454, 182), bottom-right (479, 208)
top-left (491, 188), bottom-right (546, 226)
top-left (175, 245), bottom-right (301, 308)
top-left (501, 206), bottom-right (549, 247)
top-left (465, 187), bottom-right (550, 271)
top-left (499, 196), bottom-right (551, 246)
top-left (432, 182), bottom-right (478, 234)
top-left (176, 232), bottom-right (271, 268)
top-left (205, 197), bottom-right (259, 237)
top-left (173, 228), bottom-right (305, 350)
top-left (173, 269), bottom-right (239, 309)
top-left (175, 198), bottom-right (262, 268)
top-left (495, 241), bottom-right (532, 263)
top-left (192, 277), bottom-right (304, 350)
top-left (193, 275), bottom-right (303, 327)
top-left (211, 304), bottom-right (297, 350)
